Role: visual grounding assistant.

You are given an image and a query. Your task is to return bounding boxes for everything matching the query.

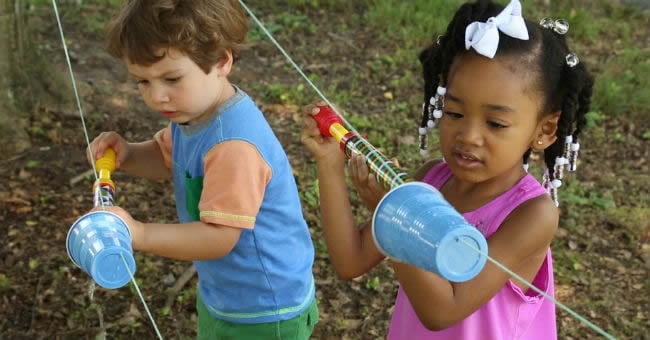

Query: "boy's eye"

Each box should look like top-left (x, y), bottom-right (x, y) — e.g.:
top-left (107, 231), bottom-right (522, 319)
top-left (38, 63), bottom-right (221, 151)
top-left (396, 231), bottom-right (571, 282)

top-left (166, 77), bottom-right (181, 83)
top-left (487, 121), bottom-right (508, 129)
top-left (444, 111), bottom-right (463, 119)
top-left (136, 80), bottom-right (148, 85)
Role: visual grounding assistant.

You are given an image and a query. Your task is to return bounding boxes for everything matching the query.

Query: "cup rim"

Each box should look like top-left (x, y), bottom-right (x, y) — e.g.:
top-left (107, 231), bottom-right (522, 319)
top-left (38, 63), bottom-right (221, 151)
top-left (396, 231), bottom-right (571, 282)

top-left (370, 181), bottom-right (441, 258)
top-left (66, 210), bottom-right (132, 269)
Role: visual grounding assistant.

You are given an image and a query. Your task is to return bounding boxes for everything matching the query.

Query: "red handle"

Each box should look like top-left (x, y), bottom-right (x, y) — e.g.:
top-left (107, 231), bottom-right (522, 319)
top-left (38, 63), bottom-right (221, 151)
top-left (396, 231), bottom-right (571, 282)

top-left (312, 105), bottom-right (343, 137)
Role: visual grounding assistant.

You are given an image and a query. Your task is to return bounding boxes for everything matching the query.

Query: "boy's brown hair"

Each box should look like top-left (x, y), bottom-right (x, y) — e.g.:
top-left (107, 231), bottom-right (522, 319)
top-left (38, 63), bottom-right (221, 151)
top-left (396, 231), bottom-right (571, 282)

top-left (106, 0), bottom-right (248, 73)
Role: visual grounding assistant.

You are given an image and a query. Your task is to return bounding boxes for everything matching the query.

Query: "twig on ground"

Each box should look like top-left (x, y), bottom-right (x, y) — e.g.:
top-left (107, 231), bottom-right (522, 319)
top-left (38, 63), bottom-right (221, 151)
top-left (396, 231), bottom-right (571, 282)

top-left (70, 169), bottom-right (93, 185)
top-left (327, 32), bottom-right (361, 52)
top-left (164, 265), bottom-right (197, 309)
top-left (94, 303), bottom-right (107, 340)
top-left (29, 276), bottom-right (43, 334)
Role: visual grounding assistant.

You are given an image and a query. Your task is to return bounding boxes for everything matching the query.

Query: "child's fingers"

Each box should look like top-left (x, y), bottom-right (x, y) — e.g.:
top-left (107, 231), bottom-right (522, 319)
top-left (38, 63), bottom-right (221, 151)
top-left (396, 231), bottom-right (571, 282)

top-left (354, 154), bottom-right (369, 179)
top-left (367, 172), bottom-right (383, 193)
top-left (302, 112), bottom-right (318, 129)
top-left (348, 154), bottom-right (368, 187)
top-left (301, 100), bottom-right (326, 116)
top-left (89, 132), bottom-right (128, 168)
top-left (301, 121), bottom-right (323, 141)
top-left (91, 132), bottom-right (118, 157)
top-left (309, 105), bottom-right (321, 117)
top-left (302, 104), bottom-right (315, 116)
top-left (347, 155), bottom-right (358, 182)
top-left (300, 128), bottom-right (325, 147)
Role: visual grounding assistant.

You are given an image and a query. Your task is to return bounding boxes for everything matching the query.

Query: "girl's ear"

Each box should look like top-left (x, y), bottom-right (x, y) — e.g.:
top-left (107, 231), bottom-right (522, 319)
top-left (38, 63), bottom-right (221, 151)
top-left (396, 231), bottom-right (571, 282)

top-left (531, 111), bottom-right (560, 151)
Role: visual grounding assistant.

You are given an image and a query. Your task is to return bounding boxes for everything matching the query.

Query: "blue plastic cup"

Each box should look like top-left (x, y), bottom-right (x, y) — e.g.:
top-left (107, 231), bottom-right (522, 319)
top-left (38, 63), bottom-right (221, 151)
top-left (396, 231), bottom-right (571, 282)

top-left (372, 182), bottom-right (488, 282)
top-left (66, 211), bottom-right (136, 289)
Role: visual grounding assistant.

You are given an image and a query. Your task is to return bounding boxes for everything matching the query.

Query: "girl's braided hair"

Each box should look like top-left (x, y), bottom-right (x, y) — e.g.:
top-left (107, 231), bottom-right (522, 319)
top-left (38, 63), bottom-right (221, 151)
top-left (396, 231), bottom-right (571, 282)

top-left (419, 0), bottom-right (594, 187)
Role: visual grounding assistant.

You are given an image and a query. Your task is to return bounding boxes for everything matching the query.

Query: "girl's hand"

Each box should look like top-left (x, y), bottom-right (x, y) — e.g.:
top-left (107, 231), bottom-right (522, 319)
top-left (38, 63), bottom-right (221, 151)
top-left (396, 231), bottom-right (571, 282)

top-left (300, 101), bottom-right (345, 167)
top-left (90, 205), bottom-right (144, 250)
top-left (88, 131), bottom-right (130, 169)
top-left (348, 153), bottom-right (387, 210)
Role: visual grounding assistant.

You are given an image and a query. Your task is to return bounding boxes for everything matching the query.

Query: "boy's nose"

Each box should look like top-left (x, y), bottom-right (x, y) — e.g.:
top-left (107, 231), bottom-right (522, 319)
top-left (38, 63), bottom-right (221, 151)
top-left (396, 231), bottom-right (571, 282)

top-left (150, 85), bottom-right (170, 104)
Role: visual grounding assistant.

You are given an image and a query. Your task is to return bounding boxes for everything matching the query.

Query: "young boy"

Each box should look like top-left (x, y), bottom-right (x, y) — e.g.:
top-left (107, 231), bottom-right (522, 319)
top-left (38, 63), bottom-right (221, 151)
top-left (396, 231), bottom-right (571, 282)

top-left (89, 1), bottom-right (318, 338)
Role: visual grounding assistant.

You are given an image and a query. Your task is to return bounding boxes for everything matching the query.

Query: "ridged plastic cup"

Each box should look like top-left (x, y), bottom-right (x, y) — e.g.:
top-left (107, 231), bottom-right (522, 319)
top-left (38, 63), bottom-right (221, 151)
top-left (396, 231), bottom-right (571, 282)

top-left (372, 182), bottom-right (488, 282)
top-left (66, 211), bottom-right (136, 289)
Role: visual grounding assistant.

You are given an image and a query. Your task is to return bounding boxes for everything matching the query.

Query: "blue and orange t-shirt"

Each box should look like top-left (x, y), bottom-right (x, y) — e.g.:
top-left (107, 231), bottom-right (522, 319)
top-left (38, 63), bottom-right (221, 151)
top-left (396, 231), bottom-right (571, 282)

top-left (154, 88), bottom-right (315, 324)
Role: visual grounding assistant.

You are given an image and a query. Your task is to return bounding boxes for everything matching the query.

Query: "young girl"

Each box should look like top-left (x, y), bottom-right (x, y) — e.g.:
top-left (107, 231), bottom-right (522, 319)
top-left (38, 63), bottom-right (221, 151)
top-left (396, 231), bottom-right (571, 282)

top-left (301, 0), bottom-right (593, 338)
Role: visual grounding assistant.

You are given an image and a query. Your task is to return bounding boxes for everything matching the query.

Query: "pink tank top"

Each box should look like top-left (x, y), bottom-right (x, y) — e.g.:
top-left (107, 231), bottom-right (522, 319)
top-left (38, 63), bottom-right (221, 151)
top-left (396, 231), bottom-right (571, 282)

top-left (387, 163), bottom-right (557, 340)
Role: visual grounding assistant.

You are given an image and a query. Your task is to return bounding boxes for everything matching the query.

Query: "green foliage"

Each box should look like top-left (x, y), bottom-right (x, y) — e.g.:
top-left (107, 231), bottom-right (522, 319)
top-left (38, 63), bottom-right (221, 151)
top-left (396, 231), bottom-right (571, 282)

top-left (363, 0), bottom-right (466, 63)
top-left (176, 288), bottom-right (195, 303)
top-left (584, 111), bottom-right (605, 129)
top-left (365, 276), bottom-right (381, 291)
top-left (26, 160), bottom-right (40, 168)
top-left (128, 277), bottom-right (144, 295)
top-left (300, 178), bottom-right (320, 208)
top-left (30, 0), bottom-right (123, 38)
top-left (593, 47), bottom-right (650, 115)
top-left (29, 258), bottom-right (39, 270)
top-left (248, 12), bottom-right (317, 42)
top-left (260, 82), bottom-right (307, 104)
top-left (561, 180), bottom-right (615, 210)
top-left (0, 274), bottom-right (9, 289)
top-left (284, 0), bottom-right (351, 8)
top-left (313, 239), bottom-right (328, 257)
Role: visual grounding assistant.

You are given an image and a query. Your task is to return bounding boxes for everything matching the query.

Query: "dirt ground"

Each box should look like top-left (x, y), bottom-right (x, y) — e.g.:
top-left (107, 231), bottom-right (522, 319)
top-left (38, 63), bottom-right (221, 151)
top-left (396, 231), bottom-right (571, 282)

top-left (1, 2), bottom-right (649, 340)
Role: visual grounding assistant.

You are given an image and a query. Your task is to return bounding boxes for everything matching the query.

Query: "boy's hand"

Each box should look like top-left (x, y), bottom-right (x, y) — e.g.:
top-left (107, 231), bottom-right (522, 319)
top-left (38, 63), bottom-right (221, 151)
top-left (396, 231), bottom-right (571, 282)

top-left (88, 131), bottom-right (130, 169)
top-left (90, 205), bottom-right (144, 250)
top-left (348, 153), bottom-right (387, 210)
top-left (300, 101), bottom-right (345, 166)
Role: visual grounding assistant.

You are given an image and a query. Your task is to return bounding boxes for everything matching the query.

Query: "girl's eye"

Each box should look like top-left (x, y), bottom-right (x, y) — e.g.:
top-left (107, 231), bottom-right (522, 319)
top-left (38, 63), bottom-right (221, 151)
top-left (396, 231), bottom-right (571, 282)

top-left (488, 121), bottom-right (508, 129)
top-left (136, 80), bottom-right (148, 86)
top-left (166, 77), bottom-right (181, 83)
top-left (444, 111), bottom-right (463, 119)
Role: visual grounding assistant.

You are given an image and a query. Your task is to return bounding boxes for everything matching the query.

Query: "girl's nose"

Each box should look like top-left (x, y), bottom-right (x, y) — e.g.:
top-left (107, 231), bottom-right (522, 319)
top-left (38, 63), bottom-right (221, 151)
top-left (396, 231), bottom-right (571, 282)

top-left (457, 122), bottom-right (483, 146)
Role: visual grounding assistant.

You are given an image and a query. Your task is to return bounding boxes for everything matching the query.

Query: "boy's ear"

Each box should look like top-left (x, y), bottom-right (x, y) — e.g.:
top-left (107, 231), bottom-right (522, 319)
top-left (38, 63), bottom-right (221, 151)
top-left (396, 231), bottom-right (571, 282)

top-left (531, 111), bottom-right (560, 151)
top-left (214, 49), bottom-right (234, 76)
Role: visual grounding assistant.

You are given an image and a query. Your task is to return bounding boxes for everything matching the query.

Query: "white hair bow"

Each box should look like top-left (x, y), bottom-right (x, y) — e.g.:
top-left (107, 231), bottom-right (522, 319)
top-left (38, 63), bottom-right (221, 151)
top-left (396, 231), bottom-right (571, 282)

top-left (464, 0), bottom-right (529, 59)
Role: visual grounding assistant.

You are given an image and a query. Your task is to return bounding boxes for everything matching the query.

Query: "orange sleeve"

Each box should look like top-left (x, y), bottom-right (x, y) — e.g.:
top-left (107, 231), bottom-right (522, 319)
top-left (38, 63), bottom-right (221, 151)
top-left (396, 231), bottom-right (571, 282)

top-left (199, 141), bottom-right (272, 229)
top-left (153, 124), bottom-right (173, 169)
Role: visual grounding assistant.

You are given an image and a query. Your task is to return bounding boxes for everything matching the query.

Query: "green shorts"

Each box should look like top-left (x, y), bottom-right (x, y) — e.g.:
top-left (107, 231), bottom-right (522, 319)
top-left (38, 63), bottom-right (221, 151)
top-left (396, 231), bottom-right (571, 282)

top-left (196, 293), bottom-right (319, 340)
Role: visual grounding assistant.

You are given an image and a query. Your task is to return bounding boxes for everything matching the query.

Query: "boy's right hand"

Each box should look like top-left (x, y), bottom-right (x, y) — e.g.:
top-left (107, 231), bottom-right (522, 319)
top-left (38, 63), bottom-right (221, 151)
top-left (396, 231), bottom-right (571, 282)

top-left (88, 131), bottom-right (130, 169)
top-left (300, 101), bottom-right (345, 167)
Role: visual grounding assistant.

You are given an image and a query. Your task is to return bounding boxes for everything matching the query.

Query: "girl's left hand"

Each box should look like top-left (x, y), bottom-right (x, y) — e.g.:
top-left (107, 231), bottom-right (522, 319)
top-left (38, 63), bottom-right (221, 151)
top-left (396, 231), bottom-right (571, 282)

top-left (348, 153), bottom-right (387, 210)
top-left (90, 205), bottom-right (144, 250)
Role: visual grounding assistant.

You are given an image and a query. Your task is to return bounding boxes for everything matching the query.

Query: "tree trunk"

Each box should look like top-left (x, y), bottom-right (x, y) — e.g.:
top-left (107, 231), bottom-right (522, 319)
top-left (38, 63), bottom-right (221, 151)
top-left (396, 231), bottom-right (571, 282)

top-left (0, 0), bottom-right (72, 160)
top-left (0, 0), bottom-right (31, 158)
